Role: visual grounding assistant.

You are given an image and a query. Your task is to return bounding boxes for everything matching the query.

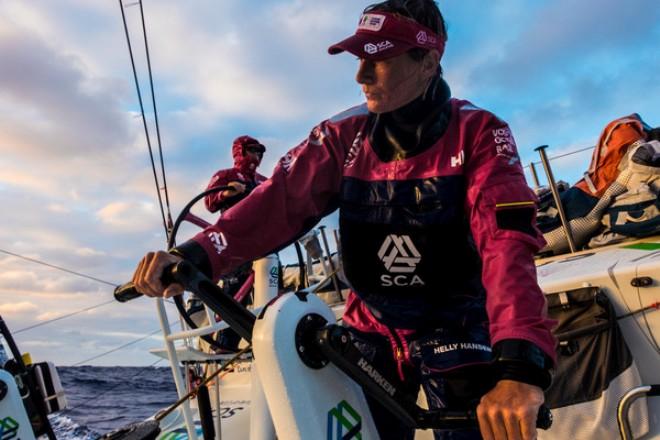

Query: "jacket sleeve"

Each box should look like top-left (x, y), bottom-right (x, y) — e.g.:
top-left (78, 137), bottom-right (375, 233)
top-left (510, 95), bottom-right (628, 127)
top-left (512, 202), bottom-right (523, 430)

top-left (204, 170), bottom-right (232, 213)
top-left (190, 120), bottom-right (347, 280)
top-left (464, 115), bottom-right (557, 362)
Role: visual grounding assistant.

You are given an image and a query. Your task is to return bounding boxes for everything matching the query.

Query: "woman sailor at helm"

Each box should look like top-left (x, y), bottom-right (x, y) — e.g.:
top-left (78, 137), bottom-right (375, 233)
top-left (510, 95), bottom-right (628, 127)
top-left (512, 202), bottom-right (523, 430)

top-left (131, 1), bottom-right (556, 439)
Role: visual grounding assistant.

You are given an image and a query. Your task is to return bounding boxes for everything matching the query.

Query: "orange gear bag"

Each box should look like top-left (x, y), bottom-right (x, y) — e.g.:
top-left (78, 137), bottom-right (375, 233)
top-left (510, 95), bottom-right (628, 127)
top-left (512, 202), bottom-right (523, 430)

top-left (574, 114), bottom-right (649, 198)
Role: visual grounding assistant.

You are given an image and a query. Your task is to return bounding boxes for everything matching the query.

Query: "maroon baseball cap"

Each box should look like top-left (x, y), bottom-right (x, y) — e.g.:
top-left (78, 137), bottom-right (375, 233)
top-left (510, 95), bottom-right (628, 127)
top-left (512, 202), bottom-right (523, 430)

top-left (328, 11), bottom-right (445, 61)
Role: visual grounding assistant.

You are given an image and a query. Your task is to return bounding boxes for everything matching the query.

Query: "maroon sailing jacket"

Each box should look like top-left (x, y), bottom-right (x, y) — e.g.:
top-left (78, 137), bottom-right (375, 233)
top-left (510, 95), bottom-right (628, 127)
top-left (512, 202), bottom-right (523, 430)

top-left (189, 99), bottom-right (556, 360)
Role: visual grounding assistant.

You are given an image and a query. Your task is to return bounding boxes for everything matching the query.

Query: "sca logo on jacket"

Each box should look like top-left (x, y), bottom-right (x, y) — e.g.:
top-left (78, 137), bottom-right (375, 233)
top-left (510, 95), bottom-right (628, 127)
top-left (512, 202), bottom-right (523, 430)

top-left (377, 234), bottom-right (425, 287)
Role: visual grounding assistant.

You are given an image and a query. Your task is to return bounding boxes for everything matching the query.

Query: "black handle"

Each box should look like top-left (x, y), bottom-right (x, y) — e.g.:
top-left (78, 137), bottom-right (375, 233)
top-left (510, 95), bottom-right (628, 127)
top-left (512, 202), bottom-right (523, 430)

top-left (649, 384), bottom-right (660, 397)
top-left (536, 405), bottom-right (553, 430)
top-left (314, 323), bottom-right (553, 432)
top-left (115, 261), bottom-right (256, 342)
top-left (113, 264), bottom-right (177, 302)
top-left (113, 282), bottom-right (142, 302)
top-left (417, 405), bottom-right (552, 430)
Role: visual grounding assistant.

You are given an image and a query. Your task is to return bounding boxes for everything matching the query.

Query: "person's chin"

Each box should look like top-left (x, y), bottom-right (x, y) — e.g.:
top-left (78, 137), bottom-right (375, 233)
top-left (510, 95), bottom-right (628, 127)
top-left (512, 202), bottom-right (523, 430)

top-left (366, 100), bottom-right (388, 114)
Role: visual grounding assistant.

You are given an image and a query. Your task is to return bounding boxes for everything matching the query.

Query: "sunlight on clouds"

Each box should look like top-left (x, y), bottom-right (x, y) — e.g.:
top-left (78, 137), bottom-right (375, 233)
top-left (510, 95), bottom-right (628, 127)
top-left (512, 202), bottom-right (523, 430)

top-left (0, 288), bottom-right (96, 302)
top-left (1, 0), bottom-right (124, 78)
top-left (47, 203), bottom-right (71, 214)
top-left (0, 2), bottom-right (52, 39)
top-left (20, 340), bottom-right (65, 349)
top-left (270, 1), bottom-right (349, 44)
top-left (74, 247), bottom-right (106, 257)
top-left (10, 231), bottom-right (78, 253)
top-left (0, 301), bottom-right (38, 314)
top-left (126, 1), bottom-right (349, 121)
top-left (0, 270), bottom-right (39, 291)
top-left (39, 277), bottom-right (96, 294)
top-left (96, 201), bottom-right (157, 232)
top-left (0, 166), bottom-right (53, 193)
top-left (88, 330), bottom-right (162, 341)
top-left (35, 311), bottom-right (68, 322)
top-left (0, 16), bottom-right (134, 163)
top-left (35, 304), bottom-right (105, 322)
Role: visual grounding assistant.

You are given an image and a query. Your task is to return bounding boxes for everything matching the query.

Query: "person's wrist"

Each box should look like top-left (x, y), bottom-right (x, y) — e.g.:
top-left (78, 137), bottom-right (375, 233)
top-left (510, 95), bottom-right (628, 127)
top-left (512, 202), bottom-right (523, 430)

top-left (170, 240), bottom-right (213, 279)
top-left (492, 339), bottom-right (553, 390)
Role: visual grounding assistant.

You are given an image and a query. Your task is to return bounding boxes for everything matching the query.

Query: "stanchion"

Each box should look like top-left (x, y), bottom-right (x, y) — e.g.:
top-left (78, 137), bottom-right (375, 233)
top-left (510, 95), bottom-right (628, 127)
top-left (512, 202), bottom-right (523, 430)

top-left (535, 145), bottom-right (577, 253)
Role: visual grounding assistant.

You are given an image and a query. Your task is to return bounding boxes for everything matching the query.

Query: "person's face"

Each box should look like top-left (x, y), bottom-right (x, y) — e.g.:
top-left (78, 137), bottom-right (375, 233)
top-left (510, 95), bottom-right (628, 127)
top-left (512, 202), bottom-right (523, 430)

top-left (244, 146), bottom-right (264, 165)
top-left (356, 52), bottom-right (435, 114)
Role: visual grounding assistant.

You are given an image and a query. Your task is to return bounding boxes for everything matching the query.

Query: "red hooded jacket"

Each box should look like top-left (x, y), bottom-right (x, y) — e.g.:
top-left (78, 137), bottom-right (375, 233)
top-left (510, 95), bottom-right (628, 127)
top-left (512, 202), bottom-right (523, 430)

top-left (204, 136), bottom-right (267, 213)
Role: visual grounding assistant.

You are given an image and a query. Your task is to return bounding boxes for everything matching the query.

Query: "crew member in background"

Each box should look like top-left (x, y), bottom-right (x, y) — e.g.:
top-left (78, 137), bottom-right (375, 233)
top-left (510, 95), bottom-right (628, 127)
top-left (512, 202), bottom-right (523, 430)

top-left (205, 135), bottom-right (267, 213)
top-left (204, 135), bottom-right (267, 352)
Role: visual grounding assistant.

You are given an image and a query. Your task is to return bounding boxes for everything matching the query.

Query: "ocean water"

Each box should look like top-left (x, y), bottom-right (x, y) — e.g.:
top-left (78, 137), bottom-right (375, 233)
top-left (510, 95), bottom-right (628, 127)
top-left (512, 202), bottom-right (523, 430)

top-left (51, 366), bottom-right (178, 440)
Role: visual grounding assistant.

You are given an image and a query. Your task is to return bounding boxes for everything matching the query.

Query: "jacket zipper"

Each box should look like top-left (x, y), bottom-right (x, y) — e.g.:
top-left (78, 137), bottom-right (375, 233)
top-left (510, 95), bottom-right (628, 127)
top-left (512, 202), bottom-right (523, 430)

top-left (387, 326), bottom-right (408, 381)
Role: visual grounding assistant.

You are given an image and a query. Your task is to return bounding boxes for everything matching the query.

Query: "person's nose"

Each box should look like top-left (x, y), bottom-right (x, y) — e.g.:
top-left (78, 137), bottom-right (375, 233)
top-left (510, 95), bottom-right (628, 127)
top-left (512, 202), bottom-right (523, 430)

top-left (356, 59), bottom-right (374, 85)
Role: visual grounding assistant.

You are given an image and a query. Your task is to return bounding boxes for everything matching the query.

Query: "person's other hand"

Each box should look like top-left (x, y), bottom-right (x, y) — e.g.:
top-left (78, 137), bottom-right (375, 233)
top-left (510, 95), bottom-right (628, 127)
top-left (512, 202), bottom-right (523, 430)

top-left (132, 251), bottom-right (184, 298)
top-left (226, 181), bottom-right (246, 196)
top-left (477, 379), bottom-right (544, 440)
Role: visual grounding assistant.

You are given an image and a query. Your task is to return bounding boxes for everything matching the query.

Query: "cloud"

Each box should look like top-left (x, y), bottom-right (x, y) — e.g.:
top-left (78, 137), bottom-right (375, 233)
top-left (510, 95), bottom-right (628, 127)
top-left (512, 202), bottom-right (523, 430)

top-left (0, 166), bottom-right (55, 193)
top-left (85, 330), bottom-right (163, 341)
top-left (96, 201), bottom-right (160, 232)
top-left (0, 271), bottom-right (40, 291)
top-left (0, 301), bottom-right (38, 314)
top-left (47, 203), bottom-right (72, 214)
top-left (75, 247), bottom-right (107, 258)
top-left (104, 0), bottom-right (369, 131)
top-left (20, 340), bottom-right (65, 349)
top-left (0, 24), bottom-right (133, 160)
top-left (439, 0), bottom-right (660, 174)
top-left (116, 2), bottom-right (300, 121)
top-left (35, 311), bottom-right (70, 322)
top-left (466, 0), bottom-right (660, 89)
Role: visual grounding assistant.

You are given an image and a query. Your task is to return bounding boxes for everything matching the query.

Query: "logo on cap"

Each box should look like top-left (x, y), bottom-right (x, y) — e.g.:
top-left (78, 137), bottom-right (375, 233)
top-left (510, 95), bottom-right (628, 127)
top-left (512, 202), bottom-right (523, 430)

top-left (364, 40), bottom-right (394, 55)
top-left (358, 13), bottom-right (386, 31)
top-left (416, 30), bottom-right (437, 45)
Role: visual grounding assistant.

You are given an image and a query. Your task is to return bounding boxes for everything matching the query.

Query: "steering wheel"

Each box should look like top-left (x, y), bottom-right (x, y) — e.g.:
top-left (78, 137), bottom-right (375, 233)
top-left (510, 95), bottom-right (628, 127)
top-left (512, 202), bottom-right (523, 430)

top-left (167, 185), bottom-right (248, 351)
top-left (115, 185), bottom-right (307, 350)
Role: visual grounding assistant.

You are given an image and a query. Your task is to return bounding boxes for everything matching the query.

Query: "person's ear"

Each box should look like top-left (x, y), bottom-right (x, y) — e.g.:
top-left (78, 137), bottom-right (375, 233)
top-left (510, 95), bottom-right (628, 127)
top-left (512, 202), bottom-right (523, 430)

top-left (422, 50), bottom-right (440, 76)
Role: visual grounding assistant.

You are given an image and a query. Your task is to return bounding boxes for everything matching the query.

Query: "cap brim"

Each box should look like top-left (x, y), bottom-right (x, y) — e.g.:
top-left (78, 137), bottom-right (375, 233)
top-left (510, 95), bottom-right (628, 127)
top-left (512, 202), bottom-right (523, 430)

top-left (328, 33), bottom-right (413, 60)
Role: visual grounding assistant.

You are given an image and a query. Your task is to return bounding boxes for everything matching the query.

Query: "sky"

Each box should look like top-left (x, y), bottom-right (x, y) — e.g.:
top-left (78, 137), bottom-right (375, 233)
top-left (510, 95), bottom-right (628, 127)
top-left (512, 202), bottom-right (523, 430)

top-left (0, 0), bottom-right (659, 367)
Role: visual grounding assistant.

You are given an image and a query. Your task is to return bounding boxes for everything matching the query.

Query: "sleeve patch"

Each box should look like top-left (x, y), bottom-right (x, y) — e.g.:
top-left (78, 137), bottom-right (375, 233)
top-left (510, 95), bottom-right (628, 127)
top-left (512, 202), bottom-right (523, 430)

top-left (492, 127), bottom-right (518, 159)
top-left (495, 204), bottom-right (537, 237)
top-left (495, 201), bottom-right (536, 209)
